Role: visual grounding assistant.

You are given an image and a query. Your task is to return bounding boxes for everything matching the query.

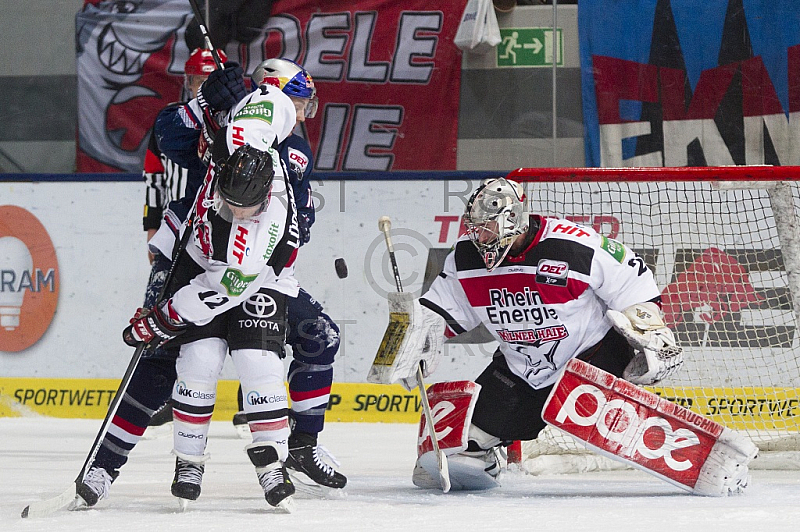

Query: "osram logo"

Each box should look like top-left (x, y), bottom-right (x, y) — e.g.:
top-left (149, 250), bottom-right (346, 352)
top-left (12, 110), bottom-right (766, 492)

top-left (0, 206), bottom-right (59, 352)
top-left (555, 383), bottom-right (701, 471)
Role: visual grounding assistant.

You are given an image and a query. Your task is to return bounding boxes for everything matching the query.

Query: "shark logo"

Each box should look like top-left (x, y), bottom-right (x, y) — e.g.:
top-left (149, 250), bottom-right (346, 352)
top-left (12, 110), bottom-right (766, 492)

top-left (75, 0), bottom-right (192, 171)
top-left (514, 341), bottom-right (561, 379)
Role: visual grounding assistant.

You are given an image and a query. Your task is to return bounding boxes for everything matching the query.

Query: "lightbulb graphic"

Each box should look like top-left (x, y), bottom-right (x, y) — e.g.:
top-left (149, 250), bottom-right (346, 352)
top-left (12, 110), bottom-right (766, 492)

top-left (0, 236), bottom-right (33, 331)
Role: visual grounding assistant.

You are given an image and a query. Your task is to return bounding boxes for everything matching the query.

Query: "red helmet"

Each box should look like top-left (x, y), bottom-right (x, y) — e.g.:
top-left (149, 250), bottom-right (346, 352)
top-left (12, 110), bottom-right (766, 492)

top-left (184, 48), bottom-right (228, 76)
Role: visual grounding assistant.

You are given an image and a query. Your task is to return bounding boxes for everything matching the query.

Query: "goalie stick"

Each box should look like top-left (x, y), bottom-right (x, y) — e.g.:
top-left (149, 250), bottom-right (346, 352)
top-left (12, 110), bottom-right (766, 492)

top-left (377, 216), bottom-right (451, 493)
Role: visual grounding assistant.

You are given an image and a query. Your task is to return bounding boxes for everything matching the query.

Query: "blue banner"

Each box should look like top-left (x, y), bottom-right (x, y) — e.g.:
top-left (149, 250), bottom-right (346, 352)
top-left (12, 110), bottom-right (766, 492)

top-left (578, 0), bottom-right (800, 167)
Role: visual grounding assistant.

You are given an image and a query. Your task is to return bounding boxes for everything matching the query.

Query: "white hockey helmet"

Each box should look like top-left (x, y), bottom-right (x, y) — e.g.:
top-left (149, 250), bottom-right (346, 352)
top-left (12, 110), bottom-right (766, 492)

top-left (464, 177), bottom-right (528, 271)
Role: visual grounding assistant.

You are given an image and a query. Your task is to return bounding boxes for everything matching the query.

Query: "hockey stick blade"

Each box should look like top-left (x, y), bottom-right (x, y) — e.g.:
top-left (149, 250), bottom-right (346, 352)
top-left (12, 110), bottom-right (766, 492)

top-left (21, 485), bottom-right (77, 518)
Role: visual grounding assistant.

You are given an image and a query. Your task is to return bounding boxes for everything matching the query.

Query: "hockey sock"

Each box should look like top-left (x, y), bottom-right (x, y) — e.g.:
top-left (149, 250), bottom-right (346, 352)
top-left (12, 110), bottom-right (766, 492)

top-left (93, 356), bottom-right (176, 473)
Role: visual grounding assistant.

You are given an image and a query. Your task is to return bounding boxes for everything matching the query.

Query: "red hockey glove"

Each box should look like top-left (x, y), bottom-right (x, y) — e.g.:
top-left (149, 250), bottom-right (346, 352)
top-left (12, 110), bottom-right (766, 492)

top-left (123, 300), bottom-right (187, 349)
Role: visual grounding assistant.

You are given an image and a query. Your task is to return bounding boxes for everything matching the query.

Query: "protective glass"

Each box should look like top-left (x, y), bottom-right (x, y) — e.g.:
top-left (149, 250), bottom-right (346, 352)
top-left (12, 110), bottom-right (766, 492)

top-left (213, 195), bottom-right (267, 223)
top-left (291, 95), bottom-right (318, 119)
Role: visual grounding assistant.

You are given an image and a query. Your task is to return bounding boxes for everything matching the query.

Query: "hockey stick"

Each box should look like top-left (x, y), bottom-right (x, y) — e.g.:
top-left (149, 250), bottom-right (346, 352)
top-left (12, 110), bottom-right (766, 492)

top-left (378, 216), bottom-right (451, 493)
top-left (21, 210), bottom-right (198, 518)
top-left (187, 0), bottom-right (223, 69)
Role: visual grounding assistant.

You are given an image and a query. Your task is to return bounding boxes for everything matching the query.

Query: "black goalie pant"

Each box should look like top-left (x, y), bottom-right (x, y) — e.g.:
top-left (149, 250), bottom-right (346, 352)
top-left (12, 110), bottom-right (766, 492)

top-left (471, 328), bottom-right (635, 443)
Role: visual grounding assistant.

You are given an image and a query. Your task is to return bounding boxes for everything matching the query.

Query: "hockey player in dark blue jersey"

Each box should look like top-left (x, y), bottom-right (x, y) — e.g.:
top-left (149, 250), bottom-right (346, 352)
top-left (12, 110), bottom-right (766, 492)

top-left (73, 58), bottom-right (344, 510)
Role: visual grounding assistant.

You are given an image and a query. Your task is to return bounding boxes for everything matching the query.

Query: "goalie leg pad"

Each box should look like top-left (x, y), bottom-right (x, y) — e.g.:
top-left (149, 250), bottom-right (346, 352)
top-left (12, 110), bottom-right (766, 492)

top-left (542, 358), bottom-right (758, 497)
top-left (411, 381), bottom-right (501, 491)
top-left (416, 381), bottom-right (481, 458)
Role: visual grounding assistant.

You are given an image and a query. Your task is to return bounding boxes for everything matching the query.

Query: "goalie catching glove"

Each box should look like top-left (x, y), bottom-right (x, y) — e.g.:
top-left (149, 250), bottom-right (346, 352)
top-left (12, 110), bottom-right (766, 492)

top-left (123, 299), bottom-right (187, 349)
top-left (367, 292), bottom-right (445, 390)
top-left (606, 302), bottom-right (683, 385)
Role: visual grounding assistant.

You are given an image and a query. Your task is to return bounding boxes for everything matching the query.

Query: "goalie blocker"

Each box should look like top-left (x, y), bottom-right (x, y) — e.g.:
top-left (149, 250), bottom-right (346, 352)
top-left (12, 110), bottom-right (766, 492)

top-left (543, 358), bottom-right (758, 496)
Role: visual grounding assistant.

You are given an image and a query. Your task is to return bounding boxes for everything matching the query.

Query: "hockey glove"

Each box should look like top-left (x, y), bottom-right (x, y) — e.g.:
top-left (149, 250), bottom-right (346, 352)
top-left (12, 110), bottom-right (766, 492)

top-left (606, 302), bottom-right (684, 385)
top-left (123, 299), bottom-right (187, 349)
top-left (198, 62), bottom-right (247, 113)
top-left (298, 212), bottom-right (312, 245)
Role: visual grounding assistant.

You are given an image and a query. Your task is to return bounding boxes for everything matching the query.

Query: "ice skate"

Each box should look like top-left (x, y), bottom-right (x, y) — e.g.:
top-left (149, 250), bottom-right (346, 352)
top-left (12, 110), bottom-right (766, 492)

top-left (247, 441), bottom-right (296, 512)
top-left (171, 455), bottom-right (205, 510)
top-left (70, 466), bottom-right (117, 509)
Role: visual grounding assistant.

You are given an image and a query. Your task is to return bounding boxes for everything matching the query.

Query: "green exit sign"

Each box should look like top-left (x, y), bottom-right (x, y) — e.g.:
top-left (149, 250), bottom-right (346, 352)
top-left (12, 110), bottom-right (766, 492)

top-left (496, 28), bottom-right (563, 67)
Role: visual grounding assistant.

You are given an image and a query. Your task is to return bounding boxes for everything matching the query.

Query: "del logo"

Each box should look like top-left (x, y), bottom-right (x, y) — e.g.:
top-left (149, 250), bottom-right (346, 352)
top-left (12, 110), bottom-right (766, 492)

top-left (288, 148), bottom-right (309, 170)
top-left (233, 101), bottom-right (274, 124)
top-left (0, 206), bottom-right (59, 352)
top-left (536, 259), bottom-right (568, 286)
top-left (220, 268), bottom-right (257, 297)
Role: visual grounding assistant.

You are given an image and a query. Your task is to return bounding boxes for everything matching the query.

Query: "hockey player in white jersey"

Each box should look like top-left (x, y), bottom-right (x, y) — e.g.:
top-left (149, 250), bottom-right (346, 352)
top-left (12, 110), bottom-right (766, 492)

top-left (369, 177), bottom-right (757, 496)
top-left (124, 84), bottom-right (301, 511)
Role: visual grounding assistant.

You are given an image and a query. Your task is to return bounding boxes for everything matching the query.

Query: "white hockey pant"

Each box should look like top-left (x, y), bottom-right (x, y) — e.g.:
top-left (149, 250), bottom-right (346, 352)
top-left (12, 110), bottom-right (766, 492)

top-left (173, 339), bottom-right (289, 460)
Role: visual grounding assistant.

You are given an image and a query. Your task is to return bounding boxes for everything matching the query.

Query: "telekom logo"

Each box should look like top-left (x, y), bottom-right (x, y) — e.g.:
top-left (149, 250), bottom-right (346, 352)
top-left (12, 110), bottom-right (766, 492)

top-left (556, 383), bottom-right (701, 471)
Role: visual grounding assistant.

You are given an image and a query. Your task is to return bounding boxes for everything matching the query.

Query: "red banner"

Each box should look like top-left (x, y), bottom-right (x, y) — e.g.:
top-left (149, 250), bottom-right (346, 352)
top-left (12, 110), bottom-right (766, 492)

top-left (75, 0), bottom-right (464, 173)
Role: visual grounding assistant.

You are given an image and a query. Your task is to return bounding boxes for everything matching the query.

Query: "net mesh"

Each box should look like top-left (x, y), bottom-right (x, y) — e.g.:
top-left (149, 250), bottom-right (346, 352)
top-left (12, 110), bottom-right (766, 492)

top-left (506, 168), bottom-right (800, 467)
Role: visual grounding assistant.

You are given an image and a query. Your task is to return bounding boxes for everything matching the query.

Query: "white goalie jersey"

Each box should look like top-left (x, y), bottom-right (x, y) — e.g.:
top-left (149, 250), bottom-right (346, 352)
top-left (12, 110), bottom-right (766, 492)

top-left (420, 215), bottom-right (662, 389)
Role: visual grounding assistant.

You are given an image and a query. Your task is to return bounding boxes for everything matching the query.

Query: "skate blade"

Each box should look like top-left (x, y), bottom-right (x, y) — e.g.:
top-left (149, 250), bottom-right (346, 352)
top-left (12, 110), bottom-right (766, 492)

top-left (176, 497), bottom-right (191, 512)
top-left (271, 495), bottom-right (296, 514)
top-left (286, 470), bottom-right (346, 499)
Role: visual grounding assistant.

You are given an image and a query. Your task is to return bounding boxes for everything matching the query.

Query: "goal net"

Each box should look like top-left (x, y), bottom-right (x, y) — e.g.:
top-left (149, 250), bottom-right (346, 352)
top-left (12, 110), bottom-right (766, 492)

top-left (506, 166), bottom-right (800, 473)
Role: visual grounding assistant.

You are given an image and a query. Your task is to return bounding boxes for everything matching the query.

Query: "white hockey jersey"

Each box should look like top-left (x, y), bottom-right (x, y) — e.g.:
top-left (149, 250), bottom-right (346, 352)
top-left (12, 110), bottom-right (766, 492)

top-left (169, 87), bottom-right (301, 326)
top-left (421, 215), bottom-right (661, 389)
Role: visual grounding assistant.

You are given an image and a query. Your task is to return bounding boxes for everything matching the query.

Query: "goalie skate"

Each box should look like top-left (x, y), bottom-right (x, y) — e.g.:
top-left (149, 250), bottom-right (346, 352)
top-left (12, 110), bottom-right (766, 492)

top-left (416, 449), bottom-right (500, 491)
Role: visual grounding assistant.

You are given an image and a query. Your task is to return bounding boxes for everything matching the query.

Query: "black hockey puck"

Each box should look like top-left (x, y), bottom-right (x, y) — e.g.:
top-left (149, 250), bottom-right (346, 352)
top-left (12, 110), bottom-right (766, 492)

top-left (334, 258), bottom-right (348, 279)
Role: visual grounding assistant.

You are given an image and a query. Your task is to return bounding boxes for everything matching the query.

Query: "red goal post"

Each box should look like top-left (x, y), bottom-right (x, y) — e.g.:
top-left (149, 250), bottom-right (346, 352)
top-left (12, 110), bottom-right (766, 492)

top-left (502, 166), bottom-right (800, 471)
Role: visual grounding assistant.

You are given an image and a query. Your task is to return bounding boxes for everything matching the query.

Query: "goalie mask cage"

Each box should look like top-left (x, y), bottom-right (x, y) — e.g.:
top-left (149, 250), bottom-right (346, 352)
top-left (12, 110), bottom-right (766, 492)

top-left (505, 166), bottom-right (800, 473)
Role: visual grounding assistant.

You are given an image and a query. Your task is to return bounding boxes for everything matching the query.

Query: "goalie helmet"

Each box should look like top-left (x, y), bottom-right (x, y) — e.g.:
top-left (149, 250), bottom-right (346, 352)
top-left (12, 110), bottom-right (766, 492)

top-left (216, 145), bottom-right (275, 209)
top-left (464, 177), bottom-right (529, 271)
top-left (251, 58), bottom-right (318, 118)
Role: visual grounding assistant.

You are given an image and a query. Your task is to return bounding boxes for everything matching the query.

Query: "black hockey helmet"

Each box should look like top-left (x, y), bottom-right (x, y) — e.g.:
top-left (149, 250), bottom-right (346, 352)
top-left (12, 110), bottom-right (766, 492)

top-left (216, 144), bottom-right (275, 208)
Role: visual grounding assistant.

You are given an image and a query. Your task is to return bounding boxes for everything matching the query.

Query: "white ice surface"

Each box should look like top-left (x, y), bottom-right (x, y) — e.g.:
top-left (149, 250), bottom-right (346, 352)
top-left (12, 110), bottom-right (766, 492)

top-left (2, 418), bottom-right (800, 531)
